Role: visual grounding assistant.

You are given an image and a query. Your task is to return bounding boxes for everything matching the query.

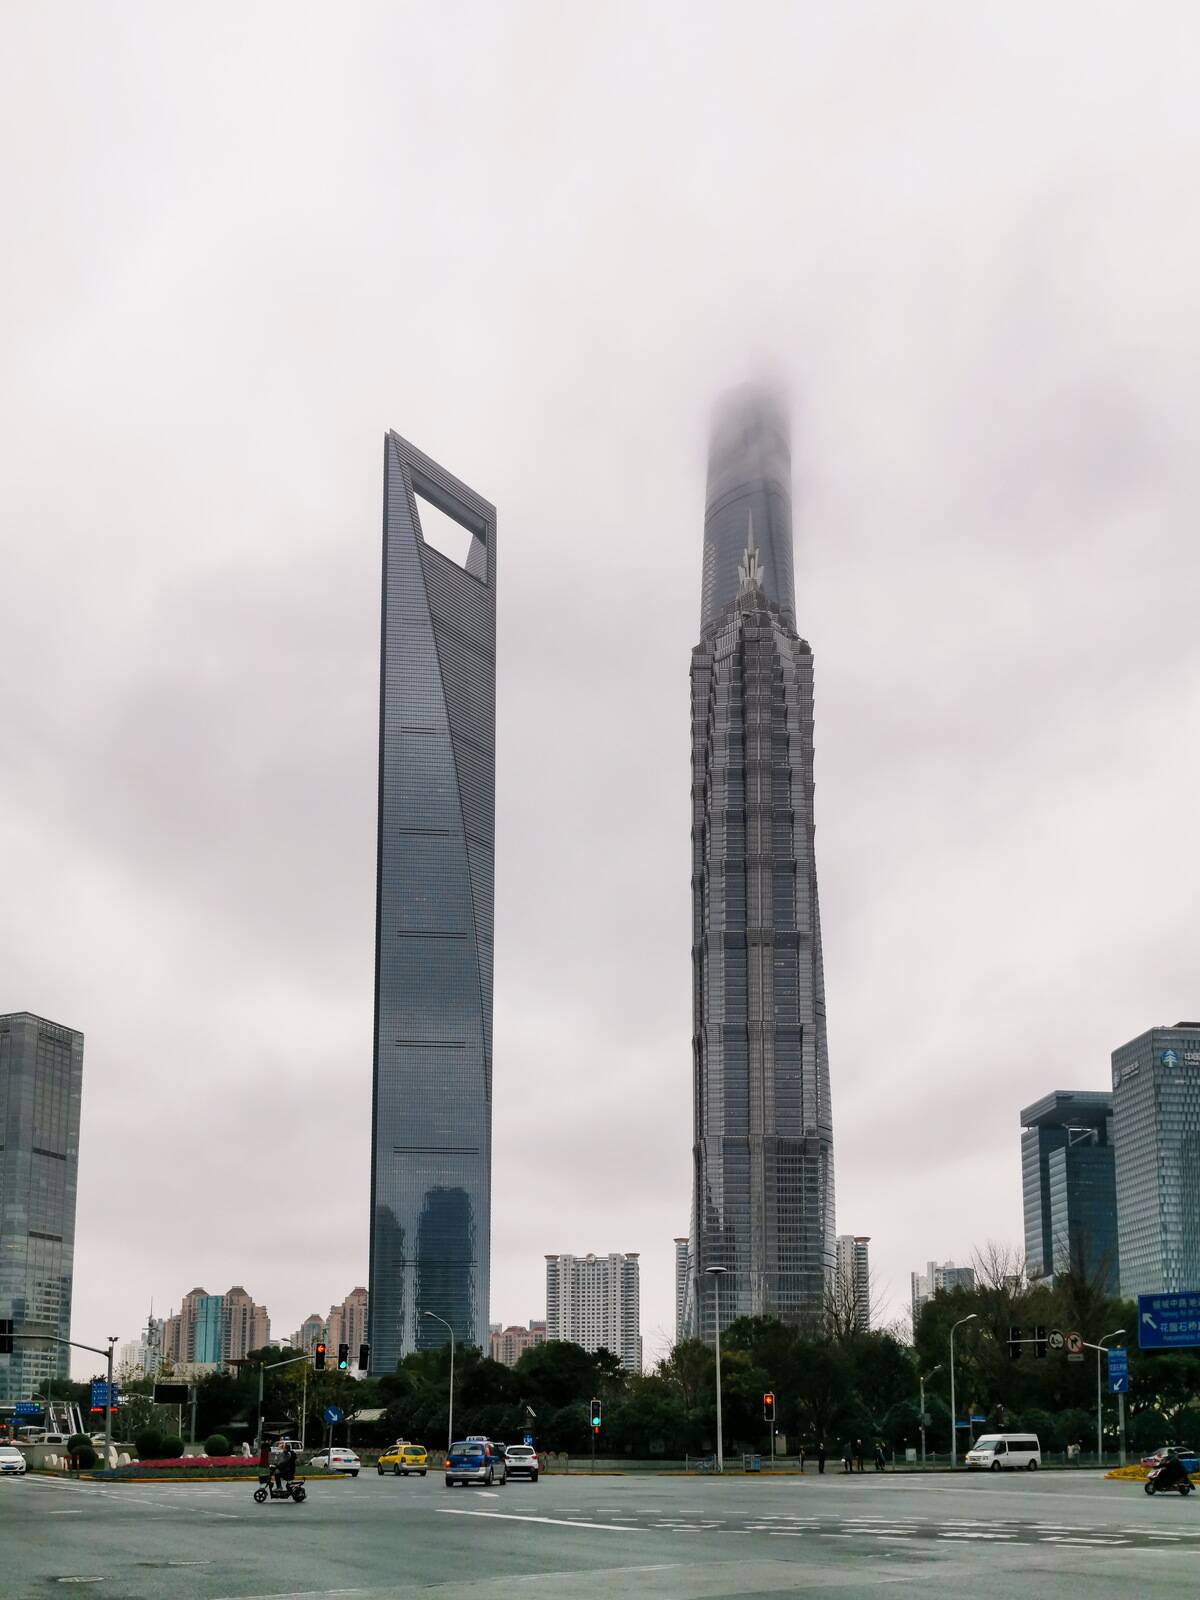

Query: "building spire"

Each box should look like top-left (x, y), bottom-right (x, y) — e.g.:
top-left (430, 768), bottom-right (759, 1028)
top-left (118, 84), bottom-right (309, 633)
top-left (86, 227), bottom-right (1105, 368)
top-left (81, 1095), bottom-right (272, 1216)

top-left (737, 508), bottom-right (764, 593)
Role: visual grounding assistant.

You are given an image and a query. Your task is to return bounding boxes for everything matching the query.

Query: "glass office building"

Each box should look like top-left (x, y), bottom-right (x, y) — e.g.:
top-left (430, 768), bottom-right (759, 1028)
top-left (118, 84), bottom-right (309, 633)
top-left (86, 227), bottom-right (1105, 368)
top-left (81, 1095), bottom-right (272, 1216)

top-left (0, 1012), bottom-right (84, 1404)
top-left (368, 432), bottom-right (496, 1368)
top-left (1019, 1090), bottom-right (1118, 1292)
top-left (687, 386), bottom-right (835, 1339)
top-left (1113, 1023), bottom-right (1200, 1299)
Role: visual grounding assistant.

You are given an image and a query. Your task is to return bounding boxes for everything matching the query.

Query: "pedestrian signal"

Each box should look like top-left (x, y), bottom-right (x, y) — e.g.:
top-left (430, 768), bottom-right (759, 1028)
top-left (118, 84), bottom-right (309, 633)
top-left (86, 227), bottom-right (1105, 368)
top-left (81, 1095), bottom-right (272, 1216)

top-left (337, 1343), bottom-right (350, 1371)
top-left (314, 1342), bottom-right (327, 1370)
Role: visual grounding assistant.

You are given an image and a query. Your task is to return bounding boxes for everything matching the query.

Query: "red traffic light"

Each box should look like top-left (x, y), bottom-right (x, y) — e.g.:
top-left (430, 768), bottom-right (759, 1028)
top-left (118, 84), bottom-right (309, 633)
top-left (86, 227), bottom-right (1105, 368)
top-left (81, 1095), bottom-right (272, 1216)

top-left (763, 1392), bottom-right (774, 1405)
top-left (314, 1342), bottom-right (327, 1370)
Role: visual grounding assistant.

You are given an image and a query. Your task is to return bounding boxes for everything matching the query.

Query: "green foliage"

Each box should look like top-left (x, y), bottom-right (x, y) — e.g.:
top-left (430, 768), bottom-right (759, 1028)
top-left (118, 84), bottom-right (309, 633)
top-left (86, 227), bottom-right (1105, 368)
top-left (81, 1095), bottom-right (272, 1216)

top-left (67, 1434), bottom-right (90, 1452)
top-left (134, 1429), bottom-right (165, 1461)
top-left (158, 1434), bottom-right (185, 1459)
top-left (204, 1433), bottom-right (231, 1456)
top-left (72, 1444), bottom-right (98, 1470)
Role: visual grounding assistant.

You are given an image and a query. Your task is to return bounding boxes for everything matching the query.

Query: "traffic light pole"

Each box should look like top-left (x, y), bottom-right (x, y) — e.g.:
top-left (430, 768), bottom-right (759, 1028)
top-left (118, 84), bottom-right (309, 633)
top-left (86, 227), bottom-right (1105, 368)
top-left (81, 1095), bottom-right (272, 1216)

top-left (50, 1334), bottom-right (117, 1465)
top-left (255, 1351), bottom-right (310, 1448)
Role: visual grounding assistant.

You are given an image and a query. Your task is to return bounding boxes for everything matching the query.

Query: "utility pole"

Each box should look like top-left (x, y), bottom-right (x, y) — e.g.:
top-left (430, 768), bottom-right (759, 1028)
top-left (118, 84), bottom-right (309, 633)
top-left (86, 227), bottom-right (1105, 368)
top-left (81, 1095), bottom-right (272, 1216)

top-left (949, 1315), bottom-right (977, 1470)
top-left (919, 1365), bottom-right (942, 1466)
top-left (706, 1266), bottom-right (727, 1473)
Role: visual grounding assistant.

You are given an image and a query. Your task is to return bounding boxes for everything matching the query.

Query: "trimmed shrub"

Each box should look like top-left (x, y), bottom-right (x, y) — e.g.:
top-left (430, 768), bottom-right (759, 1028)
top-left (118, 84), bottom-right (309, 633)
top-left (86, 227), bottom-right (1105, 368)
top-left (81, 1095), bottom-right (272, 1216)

top-left (204, 1433), bottom-right (231, 1457)
top-left (67, 1434), bottom-right (90, 1452)
top-left (159, 1434), bottom-right (185, 1459)
top-left (135, 1429), bottom-right (165, 1461)
top-left (73, 1445), bottom-right (98, 1470)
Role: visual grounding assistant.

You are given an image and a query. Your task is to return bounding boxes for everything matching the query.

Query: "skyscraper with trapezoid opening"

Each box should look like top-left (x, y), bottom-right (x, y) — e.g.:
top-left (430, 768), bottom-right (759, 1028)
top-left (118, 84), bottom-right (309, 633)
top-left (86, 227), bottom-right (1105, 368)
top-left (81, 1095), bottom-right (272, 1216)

top-left (686, 385), bottom-right (835, 1340)
top-left (368, 432), bottom-right (496, 1370)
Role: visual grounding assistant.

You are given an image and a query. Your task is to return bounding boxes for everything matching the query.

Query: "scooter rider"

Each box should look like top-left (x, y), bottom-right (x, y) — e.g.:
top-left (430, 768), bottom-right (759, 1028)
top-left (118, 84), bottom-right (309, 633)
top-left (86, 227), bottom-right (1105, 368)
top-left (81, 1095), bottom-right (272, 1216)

top-left (1151, 1452), bottom-right (1191, 1491)
top-left (277, 1442), bottom-right (297, 1491)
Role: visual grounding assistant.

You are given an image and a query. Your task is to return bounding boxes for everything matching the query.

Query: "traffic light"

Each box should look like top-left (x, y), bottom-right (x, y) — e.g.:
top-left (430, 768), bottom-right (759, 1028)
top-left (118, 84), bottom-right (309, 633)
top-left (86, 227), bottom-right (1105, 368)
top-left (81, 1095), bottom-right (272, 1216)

top-left (0, 1320), bottom-right (12, 1357)
top-left (314, 1342), bottom-right (326, 1371)
top-left (358, 1343), bottom-right (370, 1373)
top-left (763, 1391), bottom-right (776, 1422)
top-left (337, 1343), bottom-right (350, 1371)
top-left (1007, 1326), bottom-right (1023, 1360)
top-left (1034, 1325), bottom-right (1048, 1360)
top-left (590, 1397), bottom-right (602, 1431)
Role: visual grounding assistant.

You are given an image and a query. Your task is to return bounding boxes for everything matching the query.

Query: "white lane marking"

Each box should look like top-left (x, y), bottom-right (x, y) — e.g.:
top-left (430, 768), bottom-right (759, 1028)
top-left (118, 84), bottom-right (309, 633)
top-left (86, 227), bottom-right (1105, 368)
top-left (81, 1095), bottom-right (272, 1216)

top-left (439, 1508), bottom-right (638, 1532)
top-left (47, 1510), bottom-right (85, 1515)
top-left (477, 1491), bottom-right (499, 1499)
top-left (1041, 1536), bottom-right (1130, 1546)
top-left (939, 1532), bottom-right (1016, 1540)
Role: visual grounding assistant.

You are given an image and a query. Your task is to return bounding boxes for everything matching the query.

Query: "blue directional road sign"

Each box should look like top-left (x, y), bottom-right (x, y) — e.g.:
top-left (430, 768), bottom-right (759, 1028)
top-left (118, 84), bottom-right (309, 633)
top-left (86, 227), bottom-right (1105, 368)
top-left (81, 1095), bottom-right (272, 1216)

top-left (89, 1380), bottom-right (119, 1411)
top-left (523, 1434), bottom-right (534, 1447)
top-left (1107, 1347), bottom-right (1129, 1393)
top-left (14, 1401), bottom-right (42, 1416)
top-left (1137, 1293), bottom-right (1200, 1349)
top-left (323, 1405), bottom-right (343, 1425)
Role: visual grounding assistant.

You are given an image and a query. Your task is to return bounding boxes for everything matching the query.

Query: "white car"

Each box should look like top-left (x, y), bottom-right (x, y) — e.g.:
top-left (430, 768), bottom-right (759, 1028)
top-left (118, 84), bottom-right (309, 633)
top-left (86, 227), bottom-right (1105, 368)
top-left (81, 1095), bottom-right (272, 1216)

top-left (308, 1447), bottom-right (360, 1477)
top-left (0, 1446), bottom-right (28, 1476)
top-left (503, 1445), bottom-right (539, 1481)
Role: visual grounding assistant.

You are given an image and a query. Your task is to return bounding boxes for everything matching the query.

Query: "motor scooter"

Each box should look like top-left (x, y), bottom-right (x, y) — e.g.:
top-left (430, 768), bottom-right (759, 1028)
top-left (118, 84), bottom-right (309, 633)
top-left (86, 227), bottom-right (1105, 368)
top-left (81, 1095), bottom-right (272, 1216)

top-left (253, 1473), bottom-right (307, 1504)
top-left (1145, 1457), bottom-right (1194, 1496)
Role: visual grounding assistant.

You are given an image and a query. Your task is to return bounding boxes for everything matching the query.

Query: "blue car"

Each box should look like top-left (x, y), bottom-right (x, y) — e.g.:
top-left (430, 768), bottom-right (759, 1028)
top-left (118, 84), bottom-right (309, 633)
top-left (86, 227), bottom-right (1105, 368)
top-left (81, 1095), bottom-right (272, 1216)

top-left (445, 1438), bottom-right (507, 1487)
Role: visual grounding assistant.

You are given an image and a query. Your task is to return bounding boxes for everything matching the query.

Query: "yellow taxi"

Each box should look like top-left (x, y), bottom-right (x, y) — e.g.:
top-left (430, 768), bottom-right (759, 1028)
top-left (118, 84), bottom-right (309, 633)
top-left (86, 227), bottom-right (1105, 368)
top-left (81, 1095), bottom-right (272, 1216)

top-left (377, 1441), bottom-right (428, 1477)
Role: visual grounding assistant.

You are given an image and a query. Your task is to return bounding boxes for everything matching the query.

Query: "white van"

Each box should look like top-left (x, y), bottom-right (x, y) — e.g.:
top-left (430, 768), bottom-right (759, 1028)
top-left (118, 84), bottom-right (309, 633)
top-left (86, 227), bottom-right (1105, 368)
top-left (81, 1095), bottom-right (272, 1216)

top-left (965, 1433), bottom-right (1041, 1471)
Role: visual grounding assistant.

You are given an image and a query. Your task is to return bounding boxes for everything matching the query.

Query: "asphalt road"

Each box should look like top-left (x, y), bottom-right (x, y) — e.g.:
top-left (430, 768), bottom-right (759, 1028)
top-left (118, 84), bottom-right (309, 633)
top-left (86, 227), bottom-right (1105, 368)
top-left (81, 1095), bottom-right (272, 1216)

top-left (3, 1466), bottom-right (1198, 1599)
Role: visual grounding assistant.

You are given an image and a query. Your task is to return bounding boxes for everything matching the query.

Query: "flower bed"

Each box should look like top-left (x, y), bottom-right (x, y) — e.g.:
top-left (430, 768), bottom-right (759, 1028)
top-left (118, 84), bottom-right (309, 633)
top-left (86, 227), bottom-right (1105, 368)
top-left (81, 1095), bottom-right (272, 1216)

top-left (135, 1455), bottom-right (254, 1469)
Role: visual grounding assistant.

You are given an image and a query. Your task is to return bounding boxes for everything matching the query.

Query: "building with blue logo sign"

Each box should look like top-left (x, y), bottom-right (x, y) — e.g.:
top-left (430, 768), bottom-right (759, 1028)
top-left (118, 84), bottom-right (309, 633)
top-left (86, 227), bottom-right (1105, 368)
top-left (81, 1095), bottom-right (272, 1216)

top-left (1112, 1023), bottom-right (1200, 1299)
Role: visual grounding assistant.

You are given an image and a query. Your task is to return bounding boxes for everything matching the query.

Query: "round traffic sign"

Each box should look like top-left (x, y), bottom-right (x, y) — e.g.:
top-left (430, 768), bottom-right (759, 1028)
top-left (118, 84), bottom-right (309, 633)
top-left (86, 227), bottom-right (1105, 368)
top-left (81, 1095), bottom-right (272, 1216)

top-left (1065, 1330), bottom-right (1084, 1355)
top-left (323, 1404), bottom-right (344, 1425)
top-left (1048, 1329), bottom-right (1065, 1351)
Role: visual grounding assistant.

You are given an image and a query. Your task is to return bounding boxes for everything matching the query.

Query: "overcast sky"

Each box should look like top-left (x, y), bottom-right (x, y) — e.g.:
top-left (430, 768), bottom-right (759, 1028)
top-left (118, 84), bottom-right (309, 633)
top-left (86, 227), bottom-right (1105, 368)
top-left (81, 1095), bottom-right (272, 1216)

top-left (3, 2), bottom-right (1199, 1377)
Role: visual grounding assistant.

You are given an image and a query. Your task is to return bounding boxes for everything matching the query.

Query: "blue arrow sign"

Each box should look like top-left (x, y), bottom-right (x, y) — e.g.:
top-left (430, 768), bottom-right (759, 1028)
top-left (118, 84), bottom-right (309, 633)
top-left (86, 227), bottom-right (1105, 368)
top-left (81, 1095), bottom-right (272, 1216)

top-left (523, 1434), bottom-right (534, 1447)
top-left (322, 1404), bottom-right (343, 1425)
top-left (1137, 1293), bottom-right (1200, 1349)
top-left (1107, 1347), bottom-right (1129, 1394)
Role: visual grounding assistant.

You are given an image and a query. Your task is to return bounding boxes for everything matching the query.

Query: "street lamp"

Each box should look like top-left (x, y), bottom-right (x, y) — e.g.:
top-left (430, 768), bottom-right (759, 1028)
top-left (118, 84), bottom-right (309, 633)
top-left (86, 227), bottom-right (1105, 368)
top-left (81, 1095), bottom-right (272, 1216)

top-left (949, 1315), bottom-right (977, 1469)
top-left (919, 1364), bottom-right (942, 1466)
top-left (1094, 1328), bottom-right (1125, 1468)
top-left (421, 1311), bottom-right (455, 1455)
top-left (706, 1266), bottom-right (727, 1473)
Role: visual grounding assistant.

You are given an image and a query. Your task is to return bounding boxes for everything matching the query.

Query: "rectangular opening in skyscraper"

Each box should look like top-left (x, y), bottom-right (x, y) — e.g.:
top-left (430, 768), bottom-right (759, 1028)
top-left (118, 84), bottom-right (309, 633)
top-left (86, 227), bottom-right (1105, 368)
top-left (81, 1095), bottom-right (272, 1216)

top-left (413, 476), bottom-right (488, 579)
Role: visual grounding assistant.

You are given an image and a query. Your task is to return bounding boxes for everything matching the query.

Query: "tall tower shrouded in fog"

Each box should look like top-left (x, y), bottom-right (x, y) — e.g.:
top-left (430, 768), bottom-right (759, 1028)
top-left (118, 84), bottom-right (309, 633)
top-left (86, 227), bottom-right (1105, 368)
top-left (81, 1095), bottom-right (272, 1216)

top-left (687, 385), bottom-right (835, 1340)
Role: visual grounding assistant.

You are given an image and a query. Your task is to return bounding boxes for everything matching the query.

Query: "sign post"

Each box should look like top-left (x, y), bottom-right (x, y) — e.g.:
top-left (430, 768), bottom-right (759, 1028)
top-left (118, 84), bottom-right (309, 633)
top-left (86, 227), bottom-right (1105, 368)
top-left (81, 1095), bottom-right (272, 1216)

top-left (1137, 1293), bottom-right (1200, 1349)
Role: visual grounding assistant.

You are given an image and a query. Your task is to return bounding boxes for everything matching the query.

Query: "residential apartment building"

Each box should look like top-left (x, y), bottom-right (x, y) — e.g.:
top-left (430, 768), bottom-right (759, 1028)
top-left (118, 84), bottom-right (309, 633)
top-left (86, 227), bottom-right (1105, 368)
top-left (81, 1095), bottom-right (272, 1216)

top-left (834, 1235), bottom-right (871, 1331)
top-left (488, 1320), bottom-right (546, 1368)
top-left (545, 1252), bottom-right (641, 1372)
top-left (223, 1285), bottom-right (270, 1363)
top-left (910, 1260), bottom-right (976, 1330)
top-left (327, 1287), bottom-right (368, 1362)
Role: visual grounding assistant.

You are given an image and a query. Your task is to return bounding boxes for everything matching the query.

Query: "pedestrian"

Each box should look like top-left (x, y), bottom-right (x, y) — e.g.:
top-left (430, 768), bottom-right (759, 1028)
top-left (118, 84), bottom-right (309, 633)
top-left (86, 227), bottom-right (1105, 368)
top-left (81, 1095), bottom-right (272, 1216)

top-left (841, 1441), bottom-right (852, 1474)
top-left (855, 1439), bottom-right (865, 1473)
top-left (874, 1442), bottom-right (886, 1472)
top-left (799, 1444), bottom-right (806, 1475)
top-left (817, 1440), bottom-right (826, 1474)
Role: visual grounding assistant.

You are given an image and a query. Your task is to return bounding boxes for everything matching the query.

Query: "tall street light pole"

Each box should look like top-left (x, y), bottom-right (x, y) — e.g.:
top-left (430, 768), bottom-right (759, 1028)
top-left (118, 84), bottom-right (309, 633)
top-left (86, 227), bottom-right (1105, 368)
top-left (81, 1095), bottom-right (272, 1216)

top-left (1091, 1328), bottom-right (1125, 1468)
top-left (949, 1315), bottom-right (977, 1470)
top-left (919, 1364), bottom-right (941, 1466)
top-left (706, 1266), bottom-right (727, 1474)
top-left (422, 1311), bottom-right (455, 1455)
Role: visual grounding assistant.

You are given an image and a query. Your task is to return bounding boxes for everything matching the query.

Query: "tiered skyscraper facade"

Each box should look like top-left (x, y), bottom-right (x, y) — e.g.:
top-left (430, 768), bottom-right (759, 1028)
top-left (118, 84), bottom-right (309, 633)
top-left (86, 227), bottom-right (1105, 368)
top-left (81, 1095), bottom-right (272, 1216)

top-left (368, 432), bottom-right (497, 1368)
top-left (687, 387), bottom-right (835, 1339)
